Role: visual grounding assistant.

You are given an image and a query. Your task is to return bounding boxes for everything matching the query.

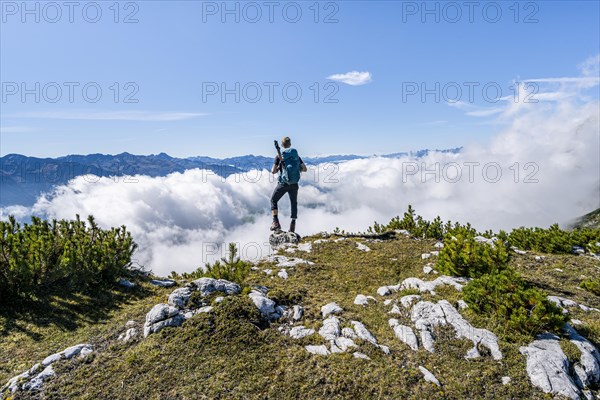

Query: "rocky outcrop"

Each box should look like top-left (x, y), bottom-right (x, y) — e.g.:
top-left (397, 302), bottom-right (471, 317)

top-left (321, 302), bottom-right (343, 318)
top-left (410, 300), bottom-right (502, 360)
top-left (248, 290), bottom-right (284, 320)
top-left (144, 304), bottom-right (185, 337)
top-left (269, 231), bottom-right (301, 249)
top-left (1, 344), bottom-right (93, 396)
top-left (389, 319), bottom-right (419, 351)
top-left (377, 276), bottom-right (468, 297)
top-left (547, 296), bottom-right (600, 313)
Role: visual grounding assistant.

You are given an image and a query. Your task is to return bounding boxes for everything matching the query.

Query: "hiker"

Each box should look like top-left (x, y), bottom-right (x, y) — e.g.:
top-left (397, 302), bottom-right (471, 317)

top-left (270, 136), bottom-right (307, 232)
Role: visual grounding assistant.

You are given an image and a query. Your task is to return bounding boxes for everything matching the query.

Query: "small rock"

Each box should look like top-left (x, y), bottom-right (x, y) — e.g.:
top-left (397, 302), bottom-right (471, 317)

top-left (419, 366), bottom-right (441, 386)
top-left (356, 242), bottom-right (371, 252)
top-left (353, 352), bottom-right (371, 360)
top-left (118, 278), bottom-right (136, 288)
top-left (383, 299), bottom-right (393, 306)
top-left (430, 251), bottom-right (439, 256)
top-left (400, 295), bottom-right (421, 309)
top-left (351, 321), bottom-right (378, 345)
top-left (248, 290), bottom-right (282, 320)
top-left (502, 376), bottom-right (511, 385)
top-left (289, 326), bottom-right (315, 339)
top-left (354, 294), bottom-right (375, 306)
top-left (278, 269), bottom-right (289, 279)
top-left (269, 231), bottom-right (301, 249)
top-left (125, 320), bottom-right (136, 327)
top-left (555, 268), bottom-right (564, 272)
top-left (144, 304), bottom-right (184, 337)
top-left (168, 287), bottom-right (193, 309)
top-left (149, 279), bottom-right (176, 287)
top-left (305, 345), bottom-right (330, 355)
top-left (423, 265), bottom-right (433, 274)
top-left (421, 253), bottom-right (431, 260)
top-left (263, 269), bottom-right (273, 275)
top-left (457, 300), bottom-right (469, 310)
top-left (341, 327), bottom-right (357, 339)
top-left (434, 242), bottom-right (444, 248)
top-left (319, 316), bottom-right (341, 341)
top-left (292, 305), bottom-right (304, 321)
top-left (334, 337), bottom-right (357, 352)
top-left (535, 256), bottom-right (544, 261)
top-left (389, 319), bottom-right (418, 351)
top-left (22, 365), bottom-right (55, 391)
top-left (214, 296), bottom-right (224, 303)
top-left (321, 302), bottom-right (343, 318)
top-left (119, 328), bottom-right (137, 342)
top-left (389, 305), bottom-right (402, 315)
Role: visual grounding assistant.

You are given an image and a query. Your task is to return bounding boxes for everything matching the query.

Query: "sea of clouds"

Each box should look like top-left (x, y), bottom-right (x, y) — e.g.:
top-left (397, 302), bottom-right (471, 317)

top-left (2, 58), bottom-right (599, 277)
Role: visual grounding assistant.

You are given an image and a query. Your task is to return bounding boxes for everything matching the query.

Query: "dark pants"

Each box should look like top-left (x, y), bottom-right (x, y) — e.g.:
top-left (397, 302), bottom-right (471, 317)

top-left (270, 182), bottom-right (298, 219)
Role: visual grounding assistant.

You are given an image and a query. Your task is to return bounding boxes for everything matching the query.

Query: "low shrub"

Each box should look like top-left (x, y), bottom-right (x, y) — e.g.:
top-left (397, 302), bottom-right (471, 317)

top-left (463, 268), bottom-right (567, 335)
top-left (0, 215), bottom-right (136, 302)
top-left (177, 243), bottom-right (251, 286)
top-left (580, 278), bottom-right (600, 296)
top-left (436, 233), bottom-right (509, 278)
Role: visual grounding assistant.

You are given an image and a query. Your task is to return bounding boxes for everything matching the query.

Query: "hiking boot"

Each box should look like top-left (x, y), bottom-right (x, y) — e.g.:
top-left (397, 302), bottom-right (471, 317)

top-left (289, 219), bottom-right (296, 233)
top-left (270, 219), bottom-right (281, 231)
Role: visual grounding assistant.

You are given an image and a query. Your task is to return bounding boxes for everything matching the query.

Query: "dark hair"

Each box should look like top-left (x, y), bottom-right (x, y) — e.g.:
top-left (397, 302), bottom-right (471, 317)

top-left (282, 136), bottom-right (291, 147)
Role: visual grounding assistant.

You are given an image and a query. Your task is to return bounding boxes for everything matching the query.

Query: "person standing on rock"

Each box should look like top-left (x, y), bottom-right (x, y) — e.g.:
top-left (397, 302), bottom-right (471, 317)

top-left (270, 136), bottom-right (307, 232)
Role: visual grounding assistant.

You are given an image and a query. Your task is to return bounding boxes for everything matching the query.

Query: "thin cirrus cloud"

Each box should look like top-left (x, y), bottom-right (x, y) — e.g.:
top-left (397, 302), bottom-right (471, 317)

top-left (6, 110), bottom-right (208, 121)
top-left (327, 71), bottom-right (373, 86)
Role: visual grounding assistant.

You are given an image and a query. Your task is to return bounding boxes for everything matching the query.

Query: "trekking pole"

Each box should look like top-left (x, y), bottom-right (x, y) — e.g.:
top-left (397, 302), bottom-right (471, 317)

top-left (274, 140), bottom-right (286, 172)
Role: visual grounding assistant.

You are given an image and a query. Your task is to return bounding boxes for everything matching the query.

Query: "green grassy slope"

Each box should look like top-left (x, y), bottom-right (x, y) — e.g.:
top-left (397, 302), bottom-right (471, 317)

top-left (2, 234), bottom-right (599, 400)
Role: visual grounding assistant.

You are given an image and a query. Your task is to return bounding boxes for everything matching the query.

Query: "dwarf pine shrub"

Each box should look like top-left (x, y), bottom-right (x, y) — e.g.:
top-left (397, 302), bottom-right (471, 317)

top-left (508, 224), bottom-right (600, 254)
top-left (580, 278), bottom-right (600, 296)
top-left (180, 243), bottom-right (250, 285)
top-left (436, 233), bottom-right (509, 278)
top-left (463, 268), bottom-right (567, 334)
top-left (0, 215), bottom-right (136, 302)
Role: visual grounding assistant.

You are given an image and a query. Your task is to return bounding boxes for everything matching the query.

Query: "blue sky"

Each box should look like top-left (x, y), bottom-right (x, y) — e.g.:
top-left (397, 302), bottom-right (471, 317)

top-left (1, 0), bottom-right (599, 158)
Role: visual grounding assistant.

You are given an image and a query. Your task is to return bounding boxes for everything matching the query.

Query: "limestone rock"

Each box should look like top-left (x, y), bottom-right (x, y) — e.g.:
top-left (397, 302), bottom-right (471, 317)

top-left (419, 366), bottom-right (441, 386)
top-left (22, 365), bottom-right (55, 391)
top-left (289, 326), bottom-right (315, 339)
top-left (356, 242), bottom-right (371, 252)
top-left (150, 279), bottom-right (176, 287)
top-left (519, 333), bottom-right (581, 400)
top-left (305, 345), bottom-right (330, 355)
top-left (168, 287), bottom-right (193, 309)
top-left (269, 231), bottom-right (301, 249)
top-left (342, 327), bottom-right (357, 339)
top-left (400, 276), bottom-right (469, 295)
top-left (278, 269), bottom-right (289, 279)
top-left (351, 321), bottom-right (378, 345)
top-left (144, 304), bottom-right (184, 337)
top-left (410, 300), bottom-right (502, 360)
top-left (191, 277), bottom-right (242, 297)
top-left (321, 302), bottom-right (343, 318)
top-left (389, 319), bottom-right (419, 351)
top-left (400, 295), bottom-right (421, 309)
top-left (354, 294), bottom-right (376, 306)
top-left (118, 328), bottom-right (137, 342)
top-left (319, 316), bottom-right (341, 341)
top-left (248, 290), bottom-right (283, 320)
top-left (353, 352), bottom-right (371, 360)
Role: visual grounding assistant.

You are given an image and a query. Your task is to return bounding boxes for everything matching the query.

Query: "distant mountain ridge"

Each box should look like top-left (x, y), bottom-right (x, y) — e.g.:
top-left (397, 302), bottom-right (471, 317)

top-left (0, 148), bottom-right (461, 207)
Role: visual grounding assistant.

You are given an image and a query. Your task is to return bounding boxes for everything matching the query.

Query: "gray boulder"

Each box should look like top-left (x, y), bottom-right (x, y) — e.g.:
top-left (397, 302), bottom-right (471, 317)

top-left (150, 279), bottom-right (176, 287)
top-left (248, 290), bottom-right (283, 320)
top-left (519, 333), bottom-right (581, 400)
top-left (191, 277), bottom-right (241, 297)
top-left (168, 287), bottom-right (193, 309)
top-left (269, 231), bottom-right (301, 249)
top-left (144, 304), bottom-right (184, 337)
top-left (321, 302), bottom-right (343, 318)
top-left (389, 319), bottom-right (419, 351)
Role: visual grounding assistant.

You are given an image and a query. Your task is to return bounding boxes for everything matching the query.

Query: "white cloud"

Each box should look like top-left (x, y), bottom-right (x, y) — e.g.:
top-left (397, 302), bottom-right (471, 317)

top-left (578, 54), bottom-right (600, 77)
top-left (327, 71), bottom-right (372, 86)
top-left (7, 111), bottom-right (207, 121)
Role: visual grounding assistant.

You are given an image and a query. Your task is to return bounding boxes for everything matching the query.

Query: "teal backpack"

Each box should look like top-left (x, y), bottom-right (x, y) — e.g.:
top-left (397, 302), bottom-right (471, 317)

top-left (280, 148), bottom-right (301, 184)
